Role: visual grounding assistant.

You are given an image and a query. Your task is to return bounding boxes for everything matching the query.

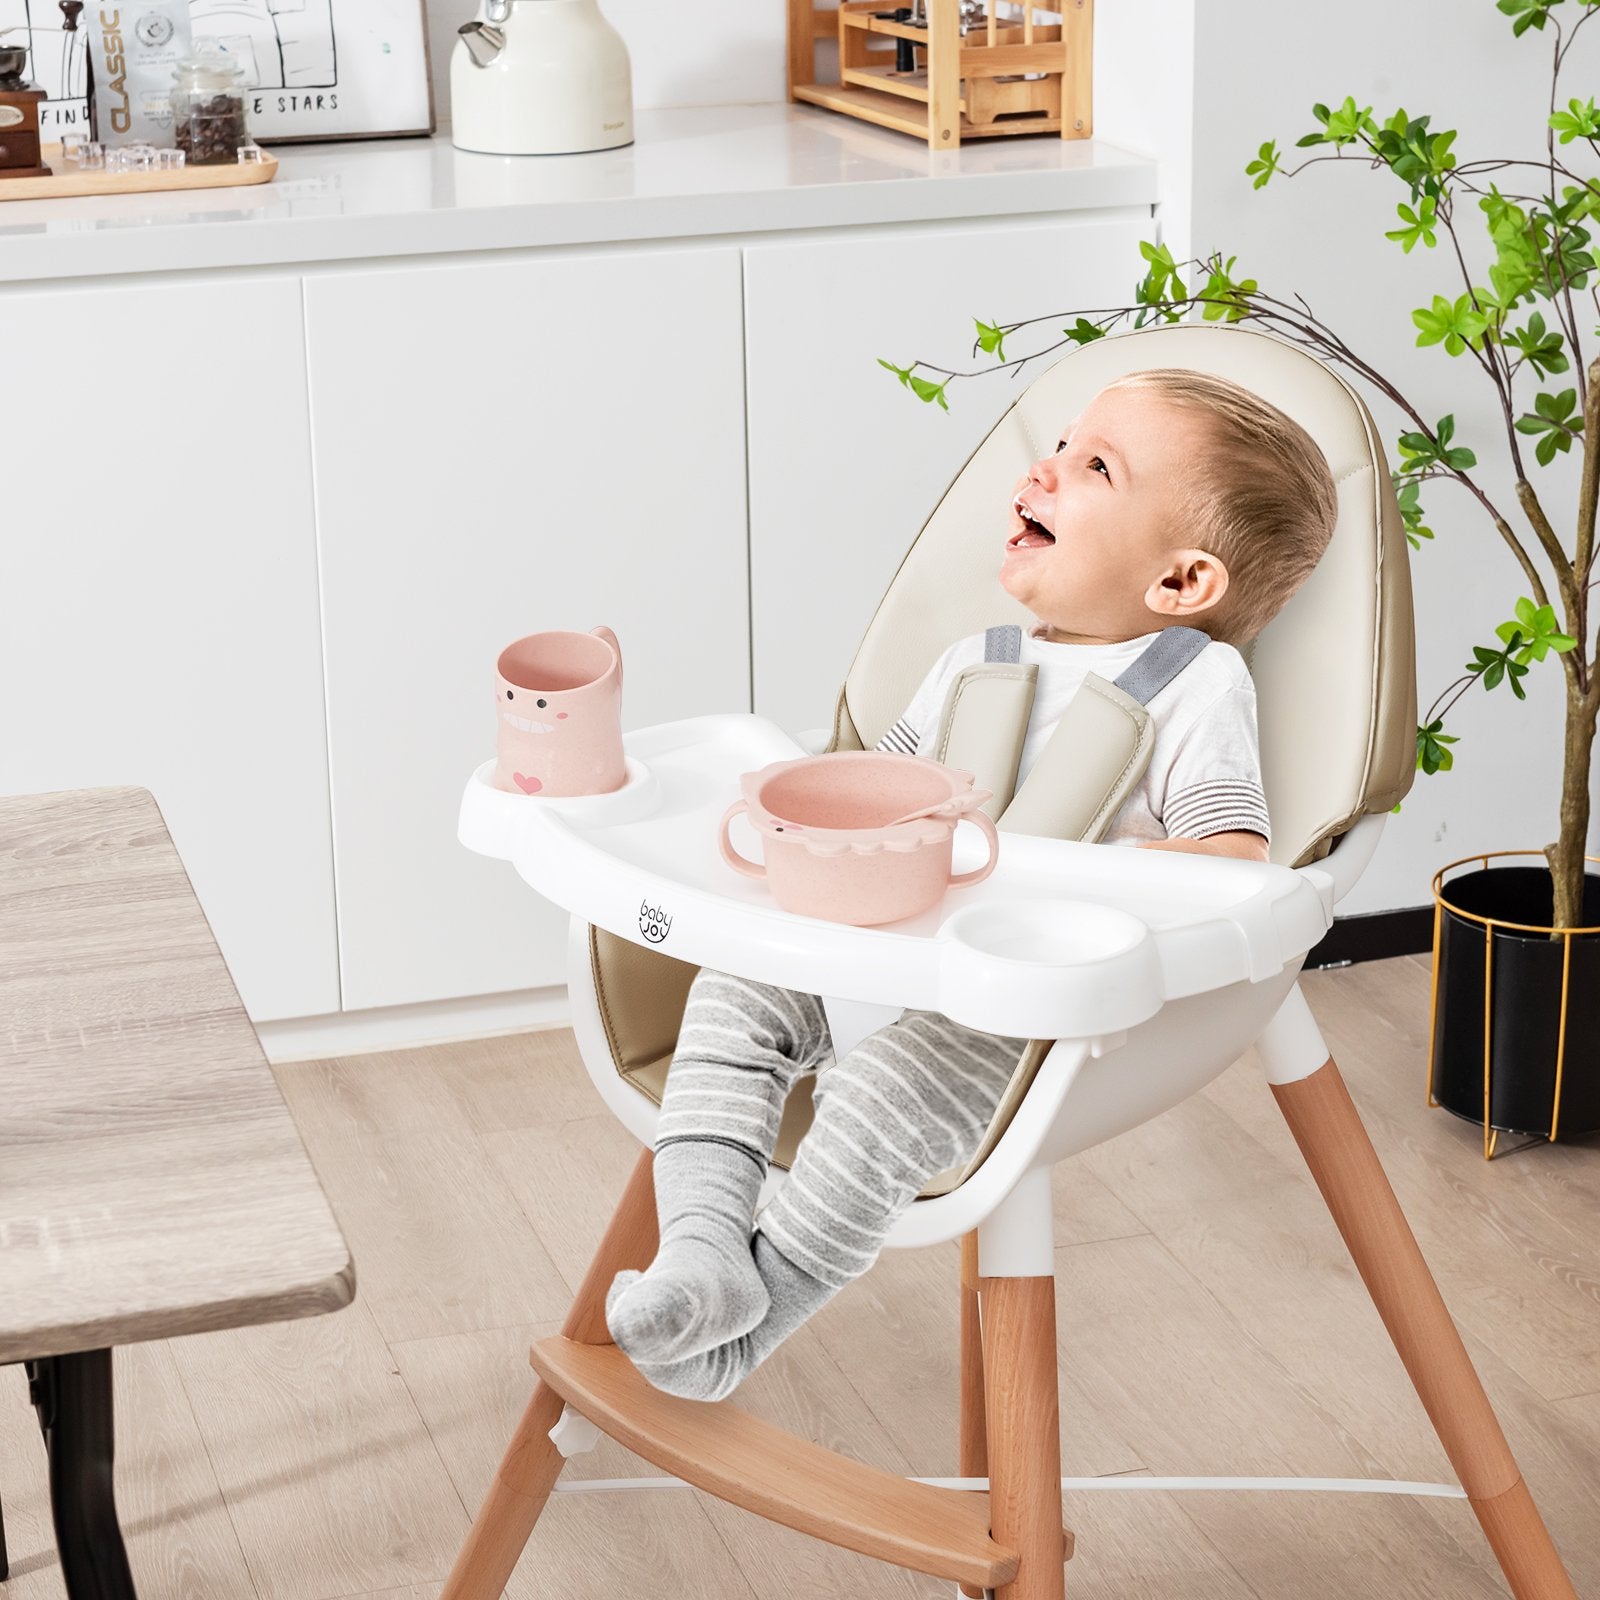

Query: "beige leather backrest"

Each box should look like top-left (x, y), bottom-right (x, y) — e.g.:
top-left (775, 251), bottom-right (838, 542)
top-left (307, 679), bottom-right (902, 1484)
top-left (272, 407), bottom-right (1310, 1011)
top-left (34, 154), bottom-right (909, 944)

top-left (830, 323), bottom-right (1418, 868)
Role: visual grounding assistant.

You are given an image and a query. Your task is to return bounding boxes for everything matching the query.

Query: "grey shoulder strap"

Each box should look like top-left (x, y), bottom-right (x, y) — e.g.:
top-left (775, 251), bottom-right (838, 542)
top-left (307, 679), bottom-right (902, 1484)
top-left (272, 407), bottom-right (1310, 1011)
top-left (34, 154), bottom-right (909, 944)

top-left (1112, 625), bottom-right (1210, 704)
top-left (984, 624), bottom-right (1023, 664)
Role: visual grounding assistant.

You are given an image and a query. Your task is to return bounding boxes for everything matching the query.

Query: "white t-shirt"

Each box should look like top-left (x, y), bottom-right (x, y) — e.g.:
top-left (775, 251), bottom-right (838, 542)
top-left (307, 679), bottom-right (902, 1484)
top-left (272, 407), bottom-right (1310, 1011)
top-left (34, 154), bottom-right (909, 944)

top-left (874, 622), bottom-right (1271, 847)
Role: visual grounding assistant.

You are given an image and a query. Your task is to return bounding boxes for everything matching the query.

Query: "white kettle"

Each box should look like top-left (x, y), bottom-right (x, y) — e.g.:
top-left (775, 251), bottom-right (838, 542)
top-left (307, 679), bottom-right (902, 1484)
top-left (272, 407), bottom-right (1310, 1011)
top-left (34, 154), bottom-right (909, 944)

top-left (451, 0), bottom-right (633, 157)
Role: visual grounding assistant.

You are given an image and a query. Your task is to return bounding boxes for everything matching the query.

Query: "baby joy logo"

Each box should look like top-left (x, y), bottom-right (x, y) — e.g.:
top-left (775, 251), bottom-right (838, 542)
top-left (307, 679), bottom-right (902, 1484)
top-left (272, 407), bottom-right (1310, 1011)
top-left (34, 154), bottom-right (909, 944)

top-left (639, 899), bottom-right (672, 945)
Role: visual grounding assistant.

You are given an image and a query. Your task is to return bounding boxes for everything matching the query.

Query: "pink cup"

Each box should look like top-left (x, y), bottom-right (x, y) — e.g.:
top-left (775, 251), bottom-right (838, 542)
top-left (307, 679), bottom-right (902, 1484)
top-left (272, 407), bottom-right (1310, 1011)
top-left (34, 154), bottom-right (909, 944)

top-left (494, 626), bottom-right (626, 796)
top-left (718, 751), bottom-right (998, 926)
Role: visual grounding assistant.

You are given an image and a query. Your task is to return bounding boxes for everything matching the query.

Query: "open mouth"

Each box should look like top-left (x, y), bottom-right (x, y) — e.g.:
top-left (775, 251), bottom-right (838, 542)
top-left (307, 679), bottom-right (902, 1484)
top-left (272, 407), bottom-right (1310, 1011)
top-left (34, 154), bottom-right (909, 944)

top-left (1008, 495), bottom-right (1055, 549)
top-left (502, 712), bottom-right (557, 734)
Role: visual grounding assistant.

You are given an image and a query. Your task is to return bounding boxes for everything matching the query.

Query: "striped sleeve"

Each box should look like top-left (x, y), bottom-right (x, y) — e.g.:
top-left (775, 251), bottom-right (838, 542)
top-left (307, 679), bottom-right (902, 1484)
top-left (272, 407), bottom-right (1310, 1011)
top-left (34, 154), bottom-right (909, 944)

top-left (1159, 684), bottom-right (1272, 844)
top-left (869, 638), bottom-right (969, 759)
top-left (874, 716), bottom-right (921, 755)
top-left (1162, 779), bottom-right (1273, 842)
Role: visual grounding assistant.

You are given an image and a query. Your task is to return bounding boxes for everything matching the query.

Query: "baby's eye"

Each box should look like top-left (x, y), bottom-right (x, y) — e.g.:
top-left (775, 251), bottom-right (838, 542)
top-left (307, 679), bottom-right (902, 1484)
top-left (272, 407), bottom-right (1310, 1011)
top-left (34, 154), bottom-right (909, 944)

top-left (1055, 439), bottom-right (1110, 481)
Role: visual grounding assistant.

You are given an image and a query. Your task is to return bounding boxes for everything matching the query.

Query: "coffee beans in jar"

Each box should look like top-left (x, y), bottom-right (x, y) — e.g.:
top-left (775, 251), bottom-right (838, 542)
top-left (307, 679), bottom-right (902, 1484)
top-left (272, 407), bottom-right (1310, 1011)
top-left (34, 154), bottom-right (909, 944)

top-left (170, 47), bottom-right (250, 165)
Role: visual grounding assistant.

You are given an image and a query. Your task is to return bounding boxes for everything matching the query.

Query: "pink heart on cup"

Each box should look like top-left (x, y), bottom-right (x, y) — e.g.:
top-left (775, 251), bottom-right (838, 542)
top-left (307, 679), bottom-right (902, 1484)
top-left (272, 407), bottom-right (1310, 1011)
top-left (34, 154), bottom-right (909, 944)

top-left (513, 772), bottom-right (543, 795)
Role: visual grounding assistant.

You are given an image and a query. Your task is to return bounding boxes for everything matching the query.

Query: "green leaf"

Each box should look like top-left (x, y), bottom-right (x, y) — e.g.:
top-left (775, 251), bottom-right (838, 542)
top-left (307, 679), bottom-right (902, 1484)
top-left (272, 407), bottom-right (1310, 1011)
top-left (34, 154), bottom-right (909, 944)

top-left (1505, 310), bottom-right (1569, 377)
top-left (1136, 238), bottom-right (1188, 306)
top-left (908, 375), bottom-right (949, 411)
top-left (1061, 316), bottom-right (1106, 346)
top-left (974, 318), bottom-right (1007, 362)
top-left (1416, 717), bottom-right (1459, 775)
top-left (1386, 193), bottom-right (1439, 253)
top-left (1492, 598), bottom-right (1578, 662)
top-left (1412, 292), bottom-right (1491, 356)
top-left (877, 358), bottom-right (914, 390)
top-left (1550, 95), bottom-right (1600, 144)
top-left (1499, 0), bottom-right (1558, 36)
top-left (1395, 415), bottom-right (1476, 475)
top-left (1394, 477), bottom-right (1435, 548)
top-left (1245, 139), bottom-right (1280, 189)
top-left (1193, 253), bottom-right (1258, 322)
top-left (1514, 386), bottom-right (1583, 463)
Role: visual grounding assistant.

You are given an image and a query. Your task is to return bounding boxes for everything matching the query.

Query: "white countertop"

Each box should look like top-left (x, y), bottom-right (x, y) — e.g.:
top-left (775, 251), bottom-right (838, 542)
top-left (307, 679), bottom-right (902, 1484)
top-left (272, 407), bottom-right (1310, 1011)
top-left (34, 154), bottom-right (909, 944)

top-left (0, 102), bottom-right (1158, 283)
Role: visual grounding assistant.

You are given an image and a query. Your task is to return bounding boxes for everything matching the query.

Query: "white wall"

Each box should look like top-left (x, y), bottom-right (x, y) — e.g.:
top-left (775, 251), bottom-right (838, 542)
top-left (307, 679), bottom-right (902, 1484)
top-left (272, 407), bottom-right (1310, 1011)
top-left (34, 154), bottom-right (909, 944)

top-left (1091, 0), bottom-right (1195, 258)
top-left (426, 0), bottom-right (786, 121)
top-left (1193, 0), bottom-right (1600, 915)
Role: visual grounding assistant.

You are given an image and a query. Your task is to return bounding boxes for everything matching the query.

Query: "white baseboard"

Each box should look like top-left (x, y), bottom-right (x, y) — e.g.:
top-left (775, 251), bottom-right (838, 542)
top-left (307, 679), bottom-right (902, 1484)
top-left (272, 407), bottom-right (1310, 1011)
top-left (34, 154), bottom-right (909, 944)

top-left (257, 985), bottom-right (572, 1064)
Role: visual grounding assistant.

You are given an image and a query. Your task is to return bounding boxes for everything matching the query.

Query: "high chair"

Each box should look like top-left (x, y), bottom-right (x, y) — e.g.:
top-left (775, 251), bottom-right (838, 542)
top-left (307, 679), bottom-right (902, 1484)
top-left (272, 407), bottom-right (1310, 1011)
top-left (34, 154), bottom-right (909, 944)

top-left (447, 323), bottom-right (1579, 1599)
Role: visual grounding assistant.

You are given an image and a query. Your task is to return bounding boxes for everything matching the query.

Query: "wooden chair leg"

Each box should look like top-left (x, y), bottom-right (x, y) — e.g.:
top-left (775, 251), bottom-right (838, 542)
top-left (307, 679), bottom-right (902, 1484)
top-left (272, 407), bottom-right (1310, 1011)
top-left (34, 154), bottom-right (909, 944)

top-left (441, 1147), bottom-right (660, 1600)
top-left (980, 1273), bottom-right (1066, 1600)
top-left (958, 1231), bottom-right (989, 1600)
top-left (1272, 1058), bottom-right (1578, 1600)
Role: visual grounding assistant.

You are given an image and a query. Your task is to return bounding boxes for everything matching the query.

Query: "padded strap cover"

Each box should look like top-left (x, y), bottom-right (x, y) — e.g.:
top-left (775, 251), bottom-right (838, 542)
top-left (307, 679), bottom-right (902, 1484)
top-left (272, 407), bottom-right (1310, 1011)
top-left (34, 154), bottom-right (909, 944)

top-left (929, 665), bottom-right (1037, 824)
top-left (998, 674), bottom-right (1152, 841)
top-left (931, 625), bottom-right (1208, 843)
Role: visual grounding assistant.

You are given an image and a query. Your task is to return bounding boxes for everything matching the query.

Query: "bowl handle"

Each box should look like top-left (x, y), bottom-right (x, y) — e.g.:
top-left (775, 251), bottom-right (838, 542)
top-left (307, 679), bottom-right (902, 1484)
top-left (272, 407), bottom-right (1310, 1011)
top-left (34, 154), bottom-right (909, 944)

top-left (718, 799), bottom-right (767, 879)
top-left (948, 808), bottom-right (1000, 889)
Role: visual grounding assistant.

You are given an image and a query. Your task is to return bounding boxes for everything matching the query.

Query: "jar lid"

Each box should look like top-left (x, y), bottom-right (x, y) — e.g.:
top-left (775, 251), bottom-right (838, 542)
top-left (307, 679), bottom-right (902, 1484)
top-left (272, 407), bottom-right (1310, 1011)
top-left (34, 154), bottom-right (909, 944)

top-left (172, 44), bottom-right (245, 90)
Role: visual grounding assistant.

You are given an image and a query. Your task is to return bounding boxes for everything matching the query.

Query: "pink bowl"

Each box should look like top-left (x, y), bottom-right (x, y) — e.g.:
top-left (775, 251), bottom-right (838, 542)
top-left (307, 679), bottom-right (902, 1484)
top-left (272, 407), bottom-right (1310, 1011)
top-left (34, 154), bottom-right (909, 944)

top-left (717, 751), bottom-right (998, 926)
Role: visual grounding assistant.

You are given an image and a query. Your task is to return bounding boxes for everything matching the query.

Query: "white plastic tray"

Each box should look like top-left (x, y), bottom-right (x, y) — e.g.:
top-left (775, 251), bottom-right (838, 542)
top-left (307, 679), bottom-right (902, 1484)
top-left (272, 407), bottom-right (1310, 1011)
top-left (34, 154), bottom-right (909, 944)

top-left (460, 713), bottom-right (1333, 1041)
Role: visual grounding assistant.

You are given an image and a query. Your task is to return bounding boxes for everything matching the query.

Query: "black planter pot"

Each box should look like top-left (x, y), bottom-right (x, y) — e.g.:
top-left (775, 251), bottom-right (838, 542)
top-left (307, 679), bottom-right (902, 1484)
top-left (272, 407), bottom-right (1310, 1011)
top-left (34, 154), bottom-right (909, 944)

top-left (1430, 856), bottom-right (1600, 1147)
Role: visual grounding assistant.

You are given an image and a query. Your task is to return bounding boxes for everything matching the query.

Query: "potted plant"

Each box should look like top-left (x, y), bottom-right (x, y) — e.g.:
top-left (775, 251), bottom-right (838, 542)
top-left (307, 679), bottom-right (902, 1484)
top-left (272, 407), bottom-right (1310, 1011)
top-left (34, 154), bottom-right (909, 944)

top-left (877, 0), bottom-right (1600, 1156)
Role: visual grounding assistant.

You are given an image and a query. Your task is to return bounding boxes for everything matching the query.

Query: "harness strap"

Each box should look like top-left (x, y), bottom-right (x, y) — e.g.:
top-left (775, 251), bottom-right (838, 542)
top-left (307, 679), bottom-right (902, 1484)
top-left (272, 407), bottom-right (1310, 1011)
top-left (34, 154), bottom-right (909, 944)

top-left (984, 624), bottom-right (1023, 664)
top-left (989, 622), bottom-right (1210, 696)
top-left (1112, 625), bottom-right (1210, 704)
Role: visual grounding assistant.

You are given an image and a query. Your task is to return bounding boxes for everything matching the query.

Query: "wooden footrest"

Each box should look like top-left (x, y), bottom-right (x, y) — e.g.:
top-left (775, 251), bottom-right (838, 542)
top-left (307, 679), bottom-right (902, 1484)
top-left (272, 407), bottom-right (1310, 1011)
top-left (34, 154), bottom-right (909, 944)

top-left (529, 1336), bottom-right (1020, 1589)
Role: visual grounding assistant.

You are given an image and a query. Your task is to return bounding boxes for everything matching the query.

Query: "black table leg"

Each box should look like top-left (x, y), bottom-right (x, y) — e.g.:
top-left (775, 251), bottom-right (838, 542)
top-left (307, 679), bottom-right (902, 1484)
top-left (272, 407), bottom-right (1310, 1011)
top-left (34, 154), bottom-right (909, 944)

top-left (26, 1351), bottom-right (138, 1599)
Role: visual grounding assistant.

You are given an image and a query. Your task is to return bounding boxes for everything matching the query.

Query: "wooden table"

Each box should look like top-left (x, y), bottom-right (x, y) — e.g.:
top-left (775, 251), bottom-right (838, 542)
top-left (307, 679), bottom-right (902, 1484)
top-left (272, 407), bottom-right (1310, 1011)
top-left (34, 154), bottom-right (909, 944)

top-left (0, 787), bottom-right (355, 1598)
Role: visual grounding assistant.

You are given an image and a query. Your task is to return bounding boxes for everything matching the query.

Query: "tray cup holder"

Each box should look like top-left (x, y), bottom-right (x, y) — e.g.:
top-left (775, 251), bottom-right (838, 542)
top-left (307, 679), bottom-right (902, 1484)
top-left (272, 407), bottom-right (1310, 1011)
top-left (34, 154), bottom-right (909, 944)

top-left (460, 754), bottom-right (661, 860)
top-left (942, 899), bottom-right (1150, 965)
top-left (937, 899), bottom-right (1162, 1040)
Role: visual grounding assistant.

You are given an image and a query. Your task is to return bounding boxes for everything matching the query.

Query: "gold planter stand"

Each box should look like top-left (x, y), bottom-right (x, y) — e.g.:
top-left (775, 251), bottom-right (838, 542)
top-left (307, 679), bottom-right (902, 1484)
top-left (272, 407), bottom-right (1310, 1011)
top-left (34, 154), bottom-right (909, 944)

top-left (1427, 849), bottom-right (1600, 1159)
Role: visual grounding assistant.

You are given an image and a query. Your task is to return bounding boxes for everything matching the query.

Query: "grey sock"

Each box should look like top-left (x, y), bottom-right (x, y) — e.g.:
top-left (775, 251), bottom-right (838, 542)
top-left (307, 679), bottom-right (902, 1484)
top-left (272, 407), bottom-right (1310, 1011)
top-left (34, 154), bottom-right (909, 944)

top-left (631, 1228), bottom-right (836, 1402)
top-left (604, 1138), bottom-right (770, 1364)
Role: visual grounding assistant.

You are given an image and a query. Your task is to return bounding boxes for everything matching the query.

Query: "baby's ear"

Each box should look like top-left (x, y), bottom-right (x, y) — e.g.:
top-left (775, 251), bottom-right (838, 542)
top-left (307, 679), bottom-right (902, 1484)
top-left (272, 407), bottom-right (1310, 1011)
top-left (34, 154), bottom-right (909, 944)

top-left (1146, 548), bottom-right (1229, 618)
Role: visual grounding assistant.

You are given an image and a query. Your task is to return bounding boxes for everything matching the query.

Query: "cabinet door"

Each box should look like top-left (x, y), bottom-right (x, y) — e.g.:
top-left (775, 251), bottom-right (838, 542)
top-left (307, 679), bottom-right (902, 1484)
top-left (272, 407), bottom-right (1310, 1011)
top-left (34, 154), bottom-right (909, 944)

top-left (744, 215), bottom-right (1150, 733)
top-left (306, 247), bottom-right (748, 1011)
top-left (0, 277), bottom-right (338, 1022)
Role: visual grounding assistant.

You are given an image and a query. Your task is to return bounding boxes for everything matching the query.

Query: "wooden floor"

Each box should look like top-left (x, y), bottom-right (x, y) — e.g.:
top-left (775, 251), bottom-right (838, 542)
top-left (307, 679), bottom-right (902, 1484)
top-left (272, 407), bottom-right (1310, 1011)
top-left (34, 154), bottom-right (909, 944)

top-left (2, 955), bottom-right (1596, 1599)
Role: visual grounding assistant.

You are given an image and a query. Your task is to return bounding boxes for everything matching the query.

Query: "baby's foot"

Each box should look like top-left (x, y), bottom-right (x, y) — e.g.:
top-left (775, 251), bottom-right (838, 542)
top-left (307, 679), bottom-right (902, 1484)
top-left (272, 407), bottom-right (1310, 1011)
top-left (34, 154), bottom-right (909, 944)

top-left (628, 1231), bottom-right (834, 1403)
top-left (605, 1235), bottom-right (768, 1364)
top-left (633, 1335), bottom-right (754, 1403)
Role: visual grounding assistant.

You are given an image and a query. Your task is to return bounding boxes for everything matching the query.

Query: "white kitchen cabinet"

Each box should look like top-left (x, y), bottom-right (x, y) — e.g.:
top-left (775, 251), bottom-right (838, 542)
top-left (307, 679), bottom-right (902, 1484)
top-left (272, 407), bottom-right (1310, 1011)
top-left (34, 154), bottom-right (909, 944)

top-left (743, 214), bottom-right (1152, 733)
top-left (0, 276), bottom-right (339, 1022)
top-left (305, 245), bottom-right (749, 1011)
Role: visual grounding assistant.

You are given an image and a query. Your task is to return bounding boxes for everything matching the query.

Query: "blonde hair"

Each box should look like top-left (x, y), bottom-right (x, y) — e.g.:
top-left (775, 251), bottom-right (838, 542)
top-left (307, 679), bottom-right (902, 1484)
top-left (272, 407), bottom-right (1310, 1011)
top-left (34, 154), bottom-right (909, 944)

top-left (1102, 367), bottom-right (1339, 647)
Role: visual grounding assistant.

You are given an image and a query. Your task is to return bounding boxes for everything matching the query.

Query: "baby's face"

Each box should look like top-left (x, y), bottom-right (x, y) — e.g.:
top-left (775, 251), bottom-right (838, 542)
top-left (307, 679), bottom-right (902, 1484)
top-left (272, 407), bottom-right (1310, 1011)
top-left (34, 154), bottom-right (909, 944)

top-left (999, 386), bottom-right (1220, 644)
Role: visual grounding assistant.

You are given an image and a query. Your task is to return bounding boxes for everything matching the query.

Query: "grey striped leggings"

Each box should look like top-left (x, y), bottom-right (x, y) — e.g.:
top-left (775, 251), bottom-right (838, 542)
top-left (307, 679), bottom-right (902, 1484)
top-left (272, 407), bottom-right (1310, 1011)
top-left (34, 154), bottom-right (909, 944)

top-left (655, 967), bottom-right (1029, 1290)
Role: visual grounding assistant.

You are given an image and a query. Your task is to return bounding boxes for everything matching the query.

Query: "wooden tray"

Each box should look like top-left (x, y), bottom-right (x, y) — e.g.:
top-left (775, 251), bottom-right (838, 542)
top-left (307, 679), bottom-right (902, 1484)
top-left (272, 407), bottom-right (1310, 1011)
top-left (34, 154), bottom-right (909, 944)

top-left (0, 141), bottom-right (277, 203)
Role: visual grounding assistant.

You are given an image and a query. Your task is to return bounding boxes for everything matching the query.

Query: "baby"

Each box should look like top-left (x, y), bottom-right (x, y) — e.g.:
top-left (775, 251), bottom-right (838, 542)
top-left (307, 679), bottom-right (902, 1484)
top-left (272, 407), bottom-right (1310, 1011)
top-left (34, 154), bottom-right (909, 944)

top-left (604, 366), bottom-right (1339, 1401)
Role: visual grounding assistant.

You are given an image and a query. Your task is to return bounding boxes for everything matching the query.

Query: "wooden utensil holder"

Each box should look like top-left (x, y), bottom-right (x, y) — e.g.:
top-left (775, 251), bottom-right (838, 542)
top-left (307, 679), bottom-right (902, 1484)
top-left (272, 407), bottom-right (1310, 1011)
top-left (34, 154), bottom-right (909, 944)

top-left (786, 0), bottom-right (1092, 149)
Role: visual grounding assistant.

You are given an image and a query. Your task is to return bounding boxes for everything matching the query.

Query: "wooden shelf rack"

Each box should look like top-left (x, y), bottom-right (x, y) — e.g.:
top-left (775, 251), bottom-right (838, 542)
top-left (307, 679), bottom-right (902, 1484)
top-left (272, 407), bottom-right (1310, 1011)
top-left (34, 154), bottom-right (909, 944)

top-left (786, 0), bottom-right (1093, 149)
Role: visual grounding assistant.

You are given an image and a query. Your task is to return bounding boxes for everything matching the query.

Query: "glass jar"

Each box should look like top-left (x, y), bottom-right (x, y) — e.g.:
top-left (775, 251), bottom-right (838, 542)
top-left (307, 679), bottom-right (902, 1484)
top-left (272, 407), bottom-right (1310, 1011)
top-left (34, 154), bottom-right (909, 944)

top-left (170, 47), bottom-right (248, 166)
